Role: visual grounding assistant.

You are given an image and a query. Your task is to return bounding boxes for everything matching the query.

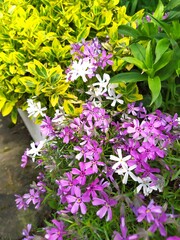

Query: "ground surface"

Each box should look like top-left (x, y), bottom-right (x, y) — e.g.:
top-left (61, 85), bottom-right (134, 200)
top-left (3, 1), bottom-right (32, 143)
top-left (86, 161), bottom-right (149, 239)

top-left (0, 114), bottom-right (44, 239)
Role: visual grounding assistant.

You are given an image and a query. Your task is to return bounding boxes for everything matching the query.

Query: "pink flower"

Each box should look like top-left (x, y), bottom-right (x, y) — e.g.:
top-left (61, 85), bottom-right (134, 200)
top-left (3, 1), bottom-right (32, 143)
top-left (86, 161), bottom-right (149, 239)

top-left (92, 192), bottom-right (117, 221)
top-left (66, 186), bottom-right (90, 214)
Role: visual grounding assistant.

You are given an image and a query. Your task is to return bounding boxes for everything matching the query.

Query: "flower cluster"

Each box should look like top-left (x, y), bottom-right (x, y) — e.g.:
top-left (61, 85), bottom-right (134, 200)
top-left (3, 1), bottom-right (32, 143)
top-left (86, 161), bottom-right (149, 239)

top-left (16, 38), bottom-right (179, 240)
top-left (16, 100), bottom-right (179, 239)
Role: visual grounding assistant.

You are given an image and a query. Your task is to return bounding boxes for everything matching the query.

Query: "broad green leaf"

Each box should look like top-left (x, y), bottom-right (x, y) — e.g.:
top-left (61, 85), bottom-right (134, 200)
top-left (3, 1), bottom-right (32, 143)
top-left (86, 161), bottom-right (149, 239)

top-left (77, 26), bottom-right (90, 42)
top-left (166, 0), bottom-right (180, 10)
top-left (148, 76), bottom-right (161, 105)
top-left (153, 51), bottom-right (173, 73)
top-left (153, 0), bottom-right (164, 20)
top-left (110, 72), bottom-right (147, 83)
top-left (1, 101), bottom-right (14, 116)
top-left (145, 41), bottom-right (153, 68)
top-left (118, 25), bottom-right (140, 38)
top-left (148, 14), bottom-right (170, 37)
top-left (123, 57), bottom-right (146, 70)
top-left (155, 38), bottom-right (170, 63)
top-left (130, 43), bottom-right (146, 62)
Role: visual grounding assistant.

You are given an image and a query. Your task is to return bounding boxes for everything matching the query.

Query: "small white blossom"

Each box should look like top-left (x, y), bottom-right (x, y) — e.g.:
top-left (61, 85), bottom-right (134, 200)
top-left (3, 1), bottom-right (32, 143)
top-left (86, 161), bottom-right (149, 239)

top-left (136, 177), bottom-right (154, 196)
top-left (66, 58), bottom-right (94, 82)
top-left (27, 99), bottom-right (47, 118)
top-left (93, 73), bottom-right (110, 94)
top-left (110, 149), bottom-right (131, 170)
top-left (106, 91), bottom-right (124, 107)
top-left (115, 165), bottom-right (138, 184)
top-left (107, 83), bottom-right (118, 97)
top-left (26, 140), bottom-right (45, 162)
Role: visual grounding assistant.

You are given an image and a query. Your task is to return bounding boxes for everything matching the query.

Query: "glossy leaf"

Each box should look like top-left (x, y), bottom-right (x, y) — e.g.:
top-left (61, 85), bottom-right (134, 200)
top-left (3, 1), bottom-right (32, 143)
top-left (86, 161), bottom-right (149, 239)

top-left (110, 71), bottom-right (147, 83)
top-left (148, 76), bottom-right (161, 105)
top-left (155, 38), bottom-right (170, 63)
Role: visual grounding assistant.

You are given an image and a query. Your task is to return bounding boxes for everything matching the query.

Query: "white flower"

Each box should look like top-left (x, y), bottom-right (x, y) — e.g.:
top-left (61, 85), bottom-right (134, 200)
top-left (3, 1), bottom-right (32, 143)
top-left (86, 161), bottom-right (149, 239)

top-left (86, 85), bottom-right (103, 100)
top-left (27, 99), bottom-right (47, 118)
top-left (110, 149), bottom-right (131, 170)
top-left (115, 165), bottom-right (138, 184)
top-left (26, 140), bottom-right (45, 162)
top-left (66, 58), bottom-right (94, 82)
top-left (52, 108), bottom-right (66, 125)
top-left (107, 83), bottom-right (118, 97)
top-left (136, 177), bottom-right (154, 196)
top-left (92, 73), bottom-right (110, 94)
top-left (106, 91), bottom-right (124, 107)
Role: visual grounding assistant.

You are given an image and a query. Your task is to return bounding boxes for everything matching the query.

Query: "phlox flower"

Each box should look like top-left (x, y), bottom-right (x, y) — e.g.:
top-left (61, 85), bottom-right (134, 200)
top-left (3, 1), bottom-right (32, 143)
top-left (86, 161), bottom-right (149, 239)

top-left (106, 91), bottom-right (124, 107)
top-left (115, 165), bottom-right (138, 184)
top-left (66, 58), bottom-right (95, 82)
top-left (99, 49), bottom-right (113, 68)
top-left (92, 192), bottom-right (117, 221)
top-left (56, 172), bottom-right (78, 196)
top-left (166, 237), bottom-right (180, 240)
top-left (110, 149), bottom-right (131, 170)
top-left (84, 178), bottom-right (103, 198)
top-left (136, 177), bottom-right (156, 196)
top-left (21, 149), bottom-right (29, 168)
top-left (148, 212), bottom-right (167, 236)
top-left (40, 116), bottom-right (55, 137)
top-left (127, 119), bottom-right (146, 139)
top-left (27, 98), bottom-right (47, 118)
top-left (15, 194), bottom-right (28, 210)
top-left (137, 200), bottom-right (162, 223)
top-left (92, 73), bottom-right (110, 94)
top-left (66, 186), bottom-right (90, 214)
top-left (22, 224), bottom-right (34, 240)
top-left (23, 189), bottom-right (41, 209)
top-left (26, 140), bottom-right (45, 162)
top-left (45, 219), bottom-right (67, 240)
top-left (71, 162), bottom-right (94, 185)
top-left (113, 216), bottom-right (139, 240)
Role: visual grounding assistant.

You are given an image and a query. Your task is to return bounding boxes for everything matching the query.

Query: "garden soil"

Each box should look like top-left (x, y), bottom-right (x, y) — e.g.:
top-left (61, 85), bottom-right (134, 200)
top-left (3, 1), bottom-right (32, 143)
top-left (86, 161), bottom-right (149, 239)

top-left (0, 114), bottom-right (45, 240)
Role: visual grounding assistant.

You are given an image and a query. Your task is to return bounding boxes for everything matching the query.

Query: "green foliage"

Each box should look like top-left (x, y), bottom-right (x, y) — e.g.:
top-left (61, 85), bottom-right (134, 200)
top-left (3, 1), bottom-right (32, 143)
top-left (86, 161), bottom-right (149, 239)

top-left (110, 0), bottom-right (180, 113)
top-left (0, 0), bottom-right (144, 122)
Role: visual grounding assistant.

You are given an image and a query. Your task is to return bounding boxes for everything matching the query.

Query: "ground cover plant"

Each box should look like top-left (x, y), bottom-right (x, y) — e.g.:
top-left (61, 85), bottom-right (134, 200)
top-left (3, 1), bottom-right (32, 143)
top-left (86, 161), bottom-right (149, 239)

top-left (1, 0), bottom-right (178, 239)
top-left (16, 36), bottom-right (180, 239)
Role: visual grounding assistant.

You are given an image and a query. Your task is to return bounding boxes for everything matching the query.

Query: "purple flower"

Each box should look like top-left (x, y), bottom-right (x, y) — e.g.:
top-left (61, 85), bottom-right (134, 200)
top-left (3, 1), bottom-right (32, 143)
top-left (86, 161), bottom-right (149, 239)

top-left (137, 200), bottom-right (162, 223)
top-left (71, 162), bottom-right (94, 185)
top-left (57, 172), bottom-right (78, 195)
top-left (84, 178), bottom-right (103, 198)
top-left (22, 224), bottom-right (34, 240)
top-left (15, 194), bottom-right (28, 210)
top-left (92, 192), bottom-right (117, 221)
top-left (21, 149), bottom-right (29, 168)
top-left (23, 189), bottom-right (41, 209)
top-left (113, 216), bottom-right (139, 240)
top-left (148, 212), bottom-right (167, 236)
top-left (40, 116), bottom-right (55, 137)
top-left (66, 186), bottom-right (90, 214)
top-left (45, 219), bottom-right (66, 240)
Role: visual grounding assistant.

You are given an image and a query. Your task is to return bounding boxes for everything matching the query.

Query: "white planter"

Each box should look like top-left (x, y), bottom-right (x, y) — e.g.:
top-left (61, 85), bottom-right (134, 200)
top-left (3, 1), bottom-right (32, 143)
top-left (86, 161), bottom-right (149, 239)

top-left (18, 109), bottom-right (45, 142)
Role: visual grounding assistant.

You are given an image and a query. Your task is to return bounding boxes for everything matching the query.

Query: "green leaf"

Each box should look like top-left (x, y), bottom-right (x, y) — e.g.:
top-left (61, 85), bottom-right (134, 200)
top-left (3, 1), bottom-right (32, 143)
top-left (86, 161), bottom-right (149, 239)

top-left (118, 25), bottom-right (140, 38)
top-left (153, 0), bottom-right (164, 20)
top-left (34, 59), bottom-right (48, 79)
top-left (77, 26), bottom-right (90, 42)
top-left (110, 72), bottom-right (147, 83)
top-left (50, 94), bottom-right (59, 107)
top-left (153, 51), bottom-right (173, 73)
top-left (123, 57), bottom-right (146, 70)
top-left (1, 101), bottom-right (14, 116)
top-left (148, 76), bottom-right (161, 105)
top-left (145, 41), bottom-right (153, 68)
top-left (155, 38), bottom-right (170, 63)
top-left (11, 108), bottom-right (18, 124)
top-left (130, 43), bottom-right (146, 62)
top-left (166, 0), bottom-right (180, 10)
